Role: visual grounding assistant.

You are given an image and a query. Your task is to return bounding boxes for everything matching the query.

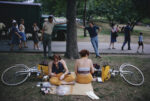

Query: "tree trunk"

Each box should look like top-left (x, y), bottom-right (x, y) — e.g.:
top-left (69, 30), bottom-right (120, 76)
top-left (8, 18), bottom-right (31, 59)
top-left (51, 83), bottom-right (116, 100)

top-left (65, 0), bottom-right (79, 59)
top-left (83, 0), bottom-right (87, 37)
top-left (130, 17), bottom-right (142, 31)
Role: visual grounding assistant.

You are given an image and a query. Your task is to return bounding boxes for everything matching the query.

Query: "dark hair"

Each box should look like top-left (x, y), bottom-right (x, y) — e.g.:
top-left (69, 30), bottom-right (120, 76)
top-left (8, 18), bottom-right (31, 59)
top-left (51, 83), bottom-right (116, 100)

top-left (140, 32), bottom-right (143, 35)
top-left (48, 16), bottom-right (53, 20)
top-left (111, 23), bottom-right (115, 28)
top-left (79, 49), bottom-right (89, 57)
top-left (127, 22), bottom-right (130, 25)
top-left (88, 21), bottom-right (94, 25)
top-left (20, 19), bottom-right (24, 22)
top-left (53, 54), bottom-right (61, 60)
top-left (13, 23), bottom-right (17, 26)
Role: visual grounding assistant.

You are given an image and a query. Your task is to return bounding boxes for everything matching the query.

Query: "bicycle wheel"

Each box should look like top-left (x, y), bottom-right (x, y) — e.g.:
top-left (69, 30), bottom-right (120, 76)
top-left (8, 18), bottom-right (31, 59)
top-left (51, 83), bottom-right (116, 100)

top-left (1, 64), bottom-right (30, 86)
top-left (119, 64), bottom-right (144, 86)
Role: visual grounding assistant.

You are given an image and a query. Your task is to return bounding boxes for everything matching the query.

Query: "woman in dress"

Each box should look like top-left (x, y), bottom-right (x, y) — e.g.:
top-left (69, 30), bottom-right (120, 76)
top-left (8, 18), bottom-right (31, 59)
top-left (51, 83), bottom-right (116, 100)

top-left (19, 19), bottom-right (28, 48)
top-left (109, 24), bottom-right (118, 49)
top-left (32, 22), bottom-right (40, 50)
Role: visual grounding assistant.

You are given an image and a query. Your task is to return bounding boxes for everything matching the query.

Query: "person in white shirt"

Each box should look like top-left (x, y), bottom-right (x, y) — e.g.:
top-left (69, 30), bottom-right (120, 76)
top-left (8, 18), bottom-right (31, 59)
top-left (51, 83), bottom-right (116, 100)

top-left (41, 15), bottom-right (66, 58)
top-left (19, 19), bottom-right (28, 48)
top-left (0, 22), bottom-right (6, 40)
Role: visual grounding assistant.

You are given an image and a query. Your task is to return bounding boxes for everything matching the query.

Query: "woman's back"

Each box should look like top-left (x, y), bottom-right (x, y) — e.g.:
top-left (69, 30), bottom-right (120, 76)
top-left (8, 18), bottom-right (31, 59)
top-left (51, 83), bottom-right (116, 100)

top-left (77, 58), bottom-right (91, 68)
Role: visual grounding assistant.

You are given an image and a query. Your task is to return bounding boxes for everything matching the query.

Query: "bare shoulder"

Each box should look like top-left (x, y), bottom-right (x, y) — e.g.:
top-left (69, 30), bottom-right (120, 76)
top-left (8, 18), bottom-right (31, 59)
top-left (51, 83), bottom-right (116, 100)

top-left (59, 59), bottom-right (65, 63)
top-left (48, 61), bottom-right (53, 66)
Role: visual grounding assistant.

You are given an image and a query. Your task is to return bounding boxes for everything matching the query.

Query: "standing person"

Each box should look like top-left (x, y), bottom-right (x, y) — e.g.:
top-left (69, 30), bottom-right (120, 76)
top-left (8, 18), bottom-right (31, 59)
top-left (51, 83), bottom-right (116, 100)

top-left (10, 22), bottom-right (22, 50)
top-left (121, 23), bottom-right (131, 50)
top-left (32, 22), bottom-right (40, 50)
top-left (109, 24), bottom-right (118, 49)
top-left (80, 21), bottom-right (101, 58)
top-left (41, 15), bottom-right (66, 58)
top-left (19, 19), bottom-right (28, 48)
top-left (137, 32), bottom-right (144, 53)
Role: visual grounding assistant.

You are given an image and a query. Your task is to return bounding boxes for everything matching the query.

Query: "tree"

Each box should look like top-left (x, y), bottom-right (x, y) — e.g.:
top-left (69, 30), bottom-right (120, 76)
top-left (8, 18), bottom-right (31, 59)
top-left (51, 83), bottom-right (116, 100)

top-left (83, 0), bottom-right (87, 37)
top-left (65, 0), bottom-right (79, 59)
top-left (133, 0), bottom-right (150, 18)
top-left (36, 0), bottom-right (66, 16)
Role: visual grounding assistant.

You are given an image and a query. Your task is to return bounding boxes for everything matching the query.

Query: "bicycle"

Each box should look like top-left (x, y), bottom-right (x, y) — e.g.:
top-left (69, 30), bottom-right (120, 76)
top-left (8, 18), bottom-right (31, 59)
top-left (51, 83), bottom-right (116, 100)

top-left (1, 64), bottom-right (43, 86)
top-left (94, 63), bottom-right (144, 86)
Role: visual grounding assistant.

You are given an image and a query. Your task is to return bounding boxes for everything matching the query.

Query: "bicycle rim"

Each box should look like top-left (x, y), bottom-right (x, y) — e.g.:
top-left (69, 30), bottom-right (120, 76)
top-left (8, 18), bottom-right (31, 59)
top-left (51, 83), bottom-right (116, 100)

top-left (1, 64), bottom-right (29, 86)
top-left (120, 64), bottom-right (144, 86)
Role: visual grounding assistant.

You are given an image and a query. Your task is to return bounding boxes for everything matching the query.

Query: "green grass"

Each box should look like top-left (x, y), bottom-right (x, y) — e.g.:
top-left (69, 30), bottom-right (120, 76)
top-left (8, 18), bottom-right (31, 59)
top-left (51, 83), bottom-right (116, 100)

top-left (0, 53), bottom-right (150, 101)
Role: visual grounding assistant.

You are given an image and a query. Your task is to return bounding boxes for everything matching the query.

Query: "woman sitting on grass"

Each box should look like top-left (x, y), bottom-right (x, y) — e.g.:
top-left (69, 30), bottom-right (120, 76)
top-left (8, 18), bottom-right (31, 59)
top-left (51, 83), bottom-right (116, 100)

top-left (74, 49), bottom-right (94, 84)
top-left (48, 54), bottom-right (75, 86)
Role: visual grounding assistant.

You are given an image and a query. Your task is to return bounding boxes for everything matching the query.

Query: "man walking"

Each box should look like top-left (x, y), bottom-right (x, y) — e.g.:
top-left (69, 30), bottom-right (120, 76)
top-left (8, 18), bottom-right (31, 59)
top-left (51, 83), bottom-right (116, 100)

top-left (41, 15), bottom-right (66, 58)
top-left (80, 21), bottom-right (101, 58)
top-left (121, 23), bottom-right (131, 50)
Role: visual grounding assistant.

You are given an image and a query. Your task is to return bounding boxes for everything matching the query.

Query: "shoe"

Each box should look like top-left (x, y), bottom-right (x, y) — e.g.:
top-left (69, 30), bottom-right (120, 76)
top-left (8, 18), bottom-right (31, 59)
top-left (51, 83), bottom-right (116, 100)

top-left (96, 56), bottom-right (102, 59)
top-left (128, 48), bottom-right (131, 50)
top-left (112, 47), bottom-right (116, 49)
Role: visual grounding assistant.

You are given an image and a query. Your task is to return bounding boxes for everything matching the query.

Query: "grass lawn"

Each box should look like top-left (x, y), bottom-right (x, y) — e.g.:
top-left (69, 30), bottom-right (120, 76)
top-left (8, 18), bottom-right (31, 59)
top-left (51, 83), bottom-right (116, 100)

top-left (0, 53), bottom-right (150, 101)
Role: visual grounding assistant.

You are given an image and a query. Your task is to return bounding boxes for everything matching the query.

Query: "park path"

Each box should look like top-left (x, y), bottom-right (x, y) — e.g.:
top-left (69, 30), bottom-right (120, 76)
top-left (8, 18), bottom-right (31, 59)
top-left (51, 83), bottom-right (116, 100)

top-left (0, 40), bottom-right (150, 54)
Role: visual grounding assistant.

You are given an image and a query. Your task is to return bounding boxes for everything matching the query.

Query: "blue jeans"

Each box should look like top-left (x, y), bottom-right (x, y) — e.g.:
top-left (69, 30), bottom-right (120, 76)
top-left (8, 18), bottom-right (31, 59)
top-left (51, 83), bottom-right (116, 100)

top-left (91, 36), bottom-right (100, 56)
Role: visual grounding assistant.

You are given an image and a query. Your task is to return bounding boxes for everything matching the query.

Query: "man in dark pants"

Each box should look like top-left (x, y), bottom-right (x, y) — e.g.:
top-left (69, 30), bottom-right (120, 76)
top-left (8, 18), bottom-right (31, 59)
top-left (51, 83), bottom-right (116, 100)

top-left (121, 23), bottom-right (131, 50)
top-left (41, 16), bottom-right (66, 58)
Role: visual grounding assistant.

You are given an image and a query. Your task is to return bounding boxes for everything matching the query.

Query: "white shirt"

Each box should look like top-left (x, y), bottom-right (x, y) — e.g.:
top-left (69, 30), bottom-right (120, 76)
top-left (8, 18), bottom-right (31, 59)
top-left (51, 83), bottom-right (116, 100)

top-left (139, 35), bottom-right (143, 42)
top-left (43, 21), bottom-right (55, 35)
top-left (19, 24), bottom-right (25, 33)
top-left (0, 22), bottom-right (5, 30)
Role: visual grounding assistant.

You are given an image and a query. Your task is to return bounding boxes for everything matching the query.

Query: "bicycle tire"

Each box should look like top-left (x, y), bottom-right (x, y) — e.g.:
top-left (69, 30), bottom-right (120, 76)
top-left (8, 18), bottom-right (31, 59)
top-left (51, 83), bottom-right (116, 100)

top-left (119, 64), bottom-right (144, 86)
top-left (1, 64), bottom-right (30, 86)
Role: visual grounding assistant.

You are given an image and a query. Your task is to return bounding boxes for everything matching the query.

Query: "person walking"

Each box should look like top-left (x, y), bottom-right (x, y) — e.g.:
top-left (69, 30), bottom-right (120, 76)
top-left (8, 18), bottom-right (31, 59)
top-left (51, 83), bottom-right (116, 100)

top-left (32, 22), bottom-right (40, 50)
top-left (137, 32), bottom-right (144, 53)
top-left (41, 15), bottom-right (66, 58)
top-left (19, 19), bottom-right (28, 48)
top-left (80, 21), bottom-right (101, 58)
top-left (121, 23), bottom-right (131, 50)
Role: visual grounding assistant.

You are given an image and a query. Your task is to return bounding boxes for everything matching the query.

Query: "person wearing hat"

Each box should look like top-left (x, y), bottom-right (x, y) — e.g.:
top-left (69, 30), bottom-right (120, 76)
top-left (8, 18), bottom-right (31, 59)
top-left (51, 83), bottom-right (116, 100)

top-left (41, 15), bottom-right (66, 58)
top-left (10, 22), bottom-right (22, 50)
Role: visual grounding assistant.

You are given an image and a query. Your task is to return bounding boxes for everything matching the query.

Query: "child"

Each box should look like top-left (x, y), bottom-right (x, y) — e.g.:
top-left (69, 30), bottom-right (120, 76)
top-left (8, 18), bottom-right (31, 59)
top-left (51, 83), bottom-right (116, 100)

top-left (137, 32), bottom-right (144, 53)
